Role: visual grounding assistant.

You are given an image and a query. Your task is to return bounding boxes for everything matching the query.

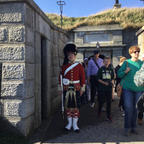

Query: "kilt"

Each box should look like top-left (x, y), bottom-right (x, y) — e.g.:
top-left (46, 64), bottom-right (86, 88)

top-left (63, 85), bottom-right (81, 108)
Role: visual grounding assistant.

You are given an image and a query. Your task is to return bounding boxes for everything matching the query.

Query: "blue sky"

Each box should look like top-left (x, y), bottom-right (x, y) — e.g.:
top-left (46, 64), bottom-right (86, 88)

top-left (34, 0), bottom-right (144, 17)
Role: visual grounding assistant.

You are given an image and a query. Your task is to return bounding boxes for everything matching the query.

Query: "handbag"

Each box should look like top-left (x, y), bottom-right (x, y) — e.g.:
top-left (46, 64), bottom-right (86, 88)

top-left (116, 83), bottom-right (122, 97)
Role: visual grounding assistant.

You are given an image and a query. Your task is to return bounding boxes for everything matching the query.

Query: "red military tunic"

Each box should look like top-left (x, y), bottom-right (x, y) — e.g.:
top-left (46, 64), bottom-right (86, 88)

top-left (61, 62), bottom-right (85, 91)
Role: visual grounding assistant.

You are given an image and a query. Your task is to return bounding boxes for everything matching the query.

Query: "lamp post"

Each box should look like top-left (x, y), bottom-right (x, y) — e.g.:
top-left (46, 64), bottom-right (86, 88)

top-left (113, 0), bottom-right (121, 8)
top-left (57, 0), bottom-right (66, 28)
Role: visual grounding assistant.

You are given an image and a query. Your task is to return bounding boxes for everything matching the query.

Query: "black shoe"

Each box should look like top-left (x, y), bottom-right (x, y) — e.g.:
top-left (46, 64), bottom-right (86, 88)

top-left (130, 129), bottom-right (138, 135)
top-left (64, 127), bottom-right (71, 132)
top-left (106, 117), bottom-right (112, 122)
top-left (123, 129), bottom-right (129, 137)
top-left (74, 129), bottom-right (80, 133)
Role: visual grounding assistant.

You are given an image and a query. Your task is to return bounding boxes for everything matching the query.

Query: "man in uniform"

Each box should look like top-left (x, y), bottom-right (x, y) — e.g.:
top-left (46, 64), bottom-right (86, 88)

top-left (60, 43), bottom-right (85, 132)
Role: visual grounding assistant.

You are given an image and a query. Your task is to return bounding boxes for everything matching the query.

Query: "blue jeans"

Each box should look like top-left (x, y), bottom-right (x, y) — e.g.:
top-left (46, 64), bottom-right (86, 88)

top-left (123, 89), bottom-right (143, 129)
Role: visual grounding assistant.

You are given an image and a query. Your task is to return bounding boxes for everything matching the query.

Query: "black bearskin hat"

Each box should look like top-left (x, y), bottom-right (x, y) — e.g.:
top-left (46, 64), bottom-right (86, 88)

top-left (63, 43), bottom-right (77, 56)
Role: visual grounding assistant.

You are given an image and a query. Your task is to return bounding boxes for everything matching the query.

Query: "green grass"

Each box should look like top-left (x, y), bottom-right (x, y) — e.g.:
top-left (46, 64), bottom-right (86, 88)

top-left (46, 8), bottom-right (144, 30)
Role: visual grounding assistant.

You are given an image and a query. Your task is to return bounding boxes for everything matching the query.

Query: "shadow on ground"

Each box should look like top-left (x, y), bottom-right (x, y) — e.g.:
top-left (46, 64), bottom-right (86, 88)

top-left (0, 117), bottom-right (30, 144)
top-left (42, 100), bottom-right (115, 142)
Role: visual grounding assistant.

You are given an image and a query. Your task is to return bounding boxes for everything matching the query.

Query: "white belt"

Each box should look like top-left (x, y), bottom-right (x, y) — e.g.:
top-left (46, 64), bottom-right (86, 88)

top-left (63, 78), bottom-right (80, 85)
top-left (69, 80), bottom-right (80, 84)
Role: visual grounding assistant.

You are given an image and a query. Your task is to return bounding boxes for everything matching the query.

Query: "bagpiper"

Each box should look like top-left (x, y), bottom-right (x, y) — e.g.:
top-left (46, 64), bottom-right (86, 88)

top-left (60, 43), bottom-right (85, 132)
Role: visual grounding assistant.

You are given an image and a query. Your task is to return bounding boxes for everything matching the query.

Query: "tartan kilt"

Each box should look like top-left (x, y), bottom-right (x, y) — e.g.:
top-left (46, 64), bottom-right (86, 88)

top-left (63, 90), bottom-right (81, 109)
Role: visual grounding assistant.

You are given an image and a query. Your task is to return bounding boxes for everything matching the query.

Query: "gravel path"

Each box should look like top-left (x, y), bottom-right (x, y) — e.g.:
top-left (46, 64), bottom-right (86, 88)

top-left (42, 98), bottom-right (144, 144)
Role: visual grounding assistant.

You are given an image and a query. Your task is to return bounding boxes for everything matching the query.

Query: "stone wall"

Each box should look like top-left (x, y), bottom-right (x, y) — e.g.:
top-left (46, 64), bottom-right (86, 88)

top-left (136, 26), bottom-right (144, 58)
top-left (0, 0), bottom-right (68, 136)
top-left (122, 28), bottom-right (139, 58)
top-left (71, 25), bottom-right (125, 67)
top-left (71, 26), bottom-right (139, 67)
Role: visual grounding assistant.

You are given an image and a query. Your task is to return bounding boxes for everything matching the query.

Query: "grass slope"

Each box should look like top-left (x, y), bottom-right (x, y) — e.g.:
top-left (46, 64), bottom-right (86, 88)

top-left (46, 8), bottom-right (144, 30)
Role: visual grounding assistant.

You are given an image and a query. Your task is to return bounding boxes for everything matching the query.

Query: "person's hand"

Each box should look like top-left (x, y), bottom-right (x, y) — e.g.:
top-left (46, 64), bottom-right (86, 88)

top-left (111, 80), bottom-right (114, 87)
top-left (125, 67), bottom-right (131, 74)
top-left (104, 82), bottom-right (109, 86)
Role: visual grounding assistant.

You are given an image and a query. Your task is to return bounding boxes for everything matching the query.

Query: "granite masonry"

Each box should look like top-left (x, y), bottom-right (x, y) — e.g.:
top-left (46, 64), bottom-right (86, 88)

top-left (70, 25), bottom-right (125, 67)
top-left (70, 25), bottom-right (139, 67)
top-left (0, 0), bottom-right (68, 136)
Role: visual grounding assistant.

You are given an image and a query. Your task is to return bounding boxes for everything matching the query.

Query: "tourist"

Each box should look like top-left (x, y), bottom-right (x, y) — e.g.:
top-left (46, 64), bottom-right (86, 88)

top-left (118, 45), bottom-right (144, 136)
top-left (81, 58), bottom-right (89, 104)
top-left (108, 63), bottom-right (115, 101)
top-left (87, 50), bottom-right (103, 108)
top-left (115, 56), bottom-right (127, 114)
top-left (97, 57), bottom-right (115, 122)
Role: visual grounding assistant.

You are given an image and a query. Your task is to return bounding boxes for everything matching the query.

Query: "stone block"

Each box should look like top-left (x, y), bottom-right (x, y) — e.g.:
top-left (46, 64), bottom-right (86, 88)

top-left (113, 35), bottom-right (122, 44)
top-left (0, 3), bottom-right (24, 23)
top-left (4, 100), bottom-right (21, 116)
top-left (25, 27), bottom-right (34, 46)
top-left (53, 31), bottom-right (58, 44)
top-left (1, 81), bottom-right (34, 99)
top-left (9, 26), bottom-right (25, 42)
top-left (25, 64), bottom-right (34, 80)
top-left (75, 38), bottom-right (83, 44)
top-left (25, 46), bottom-right (34, 63)
top-left (2, 63), bottom-right (34, 80)
top-left (0, 13), bottom-right (22, 23)
top-left (25, 4), bottom-right (34, 28)
top-left (1, 81), bottom-right (24, 98)
top-left (35, 33), bottom-right (41, 64)
top-left (0, 45), bottom-right (24, 61)
top-left (2, 63), bottom-right (25, 80)
top-left (50, 29), bottom-right (54, 42)
top-left (0, 27), bottom-right (8, 42)
top-left (39, 16), bottom-right (51, 40)
top-left (35, 13), bottom-right (40, 32)
top-left (4, 98), bottom-right (35, 118)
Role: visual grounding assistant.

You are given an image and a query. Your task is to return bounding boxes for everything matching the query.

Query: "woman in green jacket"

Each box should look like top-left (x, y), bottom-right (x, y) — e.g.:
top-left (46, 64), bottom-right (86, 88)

top-left (118, 45), bottom-right (144, 136)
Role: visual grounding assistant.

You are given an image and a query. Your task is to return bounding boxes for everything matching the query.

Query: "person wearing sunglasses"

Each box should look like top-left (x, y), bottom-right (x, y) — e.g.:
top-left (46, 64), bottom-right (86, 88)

top-left (118, 45), bottom-right (144, 136)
